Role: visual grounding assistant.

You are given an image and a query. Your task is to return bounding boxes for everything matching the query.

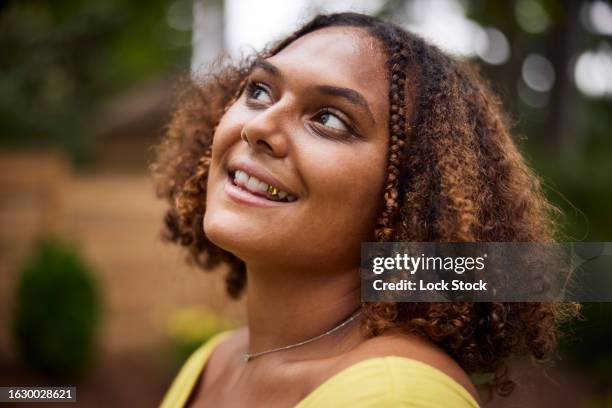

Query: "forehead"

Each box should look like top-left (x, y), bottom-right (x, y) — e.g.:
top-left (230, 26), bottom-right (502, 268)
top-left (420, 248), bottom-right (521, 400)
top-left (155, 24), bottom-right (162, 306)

top-left (267, 26), bottom-right (389, 117)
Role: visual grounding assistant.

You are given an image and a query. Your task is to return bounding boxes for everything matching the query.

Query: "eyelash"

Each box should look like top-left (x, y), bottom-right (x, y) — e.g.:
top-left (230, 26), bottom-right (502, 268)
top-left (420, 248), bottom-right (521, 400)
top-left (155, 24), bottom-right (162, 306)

top-left (244, 81), bottom-right (272, 105)
top-left (243, 80), bottom-right (359, 139)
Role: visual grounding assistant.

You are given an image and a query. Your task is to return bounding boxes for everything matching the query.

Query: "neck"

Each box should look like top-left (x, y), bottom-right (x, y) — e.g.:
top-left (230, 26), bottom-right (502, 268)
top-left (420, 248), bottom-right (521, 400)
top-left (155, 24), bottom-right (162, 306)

top-left (244, 261), bottom-right (363, 358)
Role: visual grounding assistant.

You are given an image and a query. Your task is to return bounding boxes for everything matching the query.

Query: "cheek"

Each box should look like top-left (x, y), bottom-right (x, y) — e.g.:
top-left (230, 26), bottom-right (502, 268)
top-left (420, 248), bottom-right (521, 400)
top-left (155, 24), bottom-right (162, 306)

top-left (206, 103), bottom-right (249, 195)
top-left (203, 106), bottom-right (244, 245)
top-left (304, 144), bottom-right (388, 239)
top-left (210, 105), bottom-right (244, 160)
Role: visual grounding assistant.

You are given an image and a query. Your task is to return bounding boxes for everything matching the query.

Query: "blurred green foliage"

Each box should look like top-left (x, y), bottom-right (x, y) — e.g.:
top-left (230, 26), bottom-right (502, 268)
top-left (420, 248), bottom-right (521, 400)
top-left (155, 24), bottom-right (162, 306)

top-left (561, 302), bottom-right (612, 389)
top-left (530, 98), bottom-right (612, 241)
top-left (0, 0), bottom-right (192, 163)
top-left (12, 238), bottom-right (101, 380)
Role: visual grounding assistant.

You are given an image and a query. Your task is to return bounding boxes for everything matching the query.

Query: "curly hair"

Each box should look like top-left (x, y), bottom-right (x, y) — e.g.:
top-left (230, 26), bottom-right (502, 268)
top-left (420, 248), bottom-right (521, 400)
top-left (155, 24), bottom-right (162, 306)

top-left (152, 12), bottom-right (579, 396)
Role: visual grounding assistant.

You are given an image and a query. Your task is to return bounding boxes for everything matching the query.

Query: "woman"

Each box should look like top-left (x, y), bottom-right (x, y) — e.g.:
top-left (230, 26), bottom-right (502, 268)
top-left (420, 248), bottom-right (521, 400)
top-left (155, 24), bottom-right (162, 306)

top-left (154, 12), bottom-right (578, 407)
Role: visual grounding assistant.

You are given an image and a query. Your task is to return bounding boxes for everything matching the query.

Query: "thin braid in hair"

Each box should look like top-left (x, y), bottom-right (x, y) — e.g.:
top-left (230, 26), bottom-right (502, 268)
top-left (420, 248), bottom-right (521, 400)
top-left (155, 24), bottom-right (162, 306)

top-left (375, 36), bottom-right (410, 242)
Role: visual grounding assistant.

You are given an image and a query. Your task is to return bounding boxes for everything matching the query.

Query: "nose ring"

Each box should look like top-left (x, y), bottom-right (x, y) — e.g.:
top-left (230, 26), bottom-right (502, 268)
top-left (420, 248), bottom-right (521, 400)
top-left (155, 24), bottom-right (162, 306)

top-left (240, 128), bottom-right (250, 145)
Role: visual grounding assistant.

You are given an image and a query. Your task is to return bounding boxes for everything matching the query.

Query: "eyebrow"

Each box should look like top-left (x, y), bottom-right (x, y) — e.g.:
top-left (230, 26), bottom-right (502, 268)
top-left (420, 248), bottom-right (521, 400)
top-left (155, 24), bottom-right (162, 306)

top-left (315, 85), bottom-right (375, 125)
top-left (251, 58), bottom-right (376, 126)
top-left (252, 59), bottom-right (282, 79)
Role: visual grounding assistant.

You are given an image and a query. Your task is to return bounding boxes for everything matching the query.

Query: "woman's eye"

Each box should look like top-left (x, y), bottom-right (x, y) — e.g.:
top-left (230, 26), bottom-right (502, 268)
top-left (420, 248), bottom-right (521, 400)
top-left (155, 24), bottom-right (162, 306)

top-left (317, 112), bottom-right (349, 131)
top-left (248, 83), bottom-right (273, 104)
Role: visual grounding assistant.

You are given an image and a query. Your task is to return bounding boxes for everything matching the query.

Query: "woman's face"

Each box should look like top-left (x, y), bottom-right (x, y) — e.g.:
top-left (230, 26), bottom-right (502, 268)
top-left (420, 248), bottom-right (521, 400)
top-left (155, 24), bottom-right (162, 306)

top-left (204, 27), bottom-right (390, 272)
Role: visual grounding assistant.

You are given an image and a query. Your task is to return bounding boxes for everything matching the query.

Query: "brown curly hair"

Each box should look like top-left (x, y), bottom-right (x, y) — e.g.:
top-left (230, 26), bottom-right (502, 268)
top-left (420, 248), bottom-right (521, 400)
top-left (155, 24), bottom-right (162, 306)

top-left (152, 12), bottom-right (579, 396)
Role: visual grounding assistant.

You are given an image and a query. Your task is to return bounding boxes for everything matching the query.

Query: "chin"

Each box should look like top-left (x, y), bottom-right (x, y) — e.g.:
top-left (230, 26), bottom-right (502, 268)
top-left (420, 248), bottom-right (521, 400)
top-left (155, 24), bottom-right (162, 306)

top-left (203, 209), bottom-right (263, 260)
top-left (204, 210), bottom-right (235, 252)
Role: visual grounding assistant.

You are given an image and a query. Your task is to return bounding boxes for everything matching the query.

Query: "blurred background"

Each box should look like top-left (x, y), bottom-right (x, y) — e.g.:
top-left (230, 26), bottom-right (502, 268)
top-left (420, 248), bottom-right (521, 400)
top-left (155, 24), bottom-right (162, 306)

top-left (0, 0), bottom-right (610, 407)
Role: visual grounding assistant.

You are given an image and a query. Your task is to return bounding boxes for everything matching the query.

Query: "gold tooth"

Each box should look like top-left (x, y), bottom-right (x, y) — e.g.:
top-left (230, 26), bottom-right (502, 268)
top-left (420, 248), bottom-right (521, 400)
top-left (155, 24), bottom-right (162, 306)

top-left (267, 185), bottom-right (279, 196)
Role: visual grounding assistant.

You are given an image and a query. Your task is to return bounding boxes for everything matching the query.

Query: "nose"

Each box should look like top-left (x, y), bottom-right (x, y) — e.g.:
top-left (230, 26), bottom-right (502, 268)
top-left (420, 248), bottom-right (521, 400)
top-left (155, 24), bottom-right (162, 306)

top-left (240, 107), bottom-right (290, 158)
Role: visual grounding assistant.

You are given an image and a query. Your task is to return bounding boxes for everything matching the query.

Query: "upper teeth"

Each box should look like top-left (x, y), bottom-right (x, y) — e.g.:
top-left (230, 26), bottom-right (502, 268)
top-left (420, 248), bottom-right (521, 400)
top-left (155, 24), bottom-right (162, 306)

top-left (233, 170), bottom-right (296, 202)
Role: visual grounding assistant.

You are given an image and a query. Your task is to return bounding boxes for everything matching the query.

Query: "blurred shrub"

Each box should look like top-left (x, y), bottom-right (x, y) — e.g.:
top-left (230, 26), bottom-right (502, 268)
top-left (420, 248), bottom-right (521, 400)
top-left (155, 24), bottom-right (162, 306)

top-left (165, 307), bottom-right (236, 368)
top-left (12, 238), bottom-right (101, 380)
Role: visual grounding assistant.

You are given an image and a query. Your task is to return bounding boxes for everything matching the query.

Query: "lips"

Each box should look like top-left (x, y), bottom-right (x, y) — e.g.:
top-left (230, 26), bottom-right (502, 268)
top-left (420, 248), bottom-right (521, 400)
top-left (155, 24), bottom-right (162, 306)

top-left (225, 159), bottom-right (298, 205)
top-left (230, 169), bottom-right (296, 202)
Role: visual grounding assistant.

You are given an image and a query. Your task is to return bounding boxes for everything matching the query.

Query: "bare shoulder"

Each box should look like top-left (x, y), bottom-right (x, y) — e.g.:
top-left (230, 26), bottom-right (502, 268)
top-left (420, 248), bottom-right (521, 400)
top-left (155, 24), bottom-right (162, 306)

top-left (214, 326), bottom-right (248, 356)
top-left (334, 330), bottom-right (480, 404)
top-left (218, 326), bottom-right (249, 354)
top-left (201, 327), bottom-right (248, 380)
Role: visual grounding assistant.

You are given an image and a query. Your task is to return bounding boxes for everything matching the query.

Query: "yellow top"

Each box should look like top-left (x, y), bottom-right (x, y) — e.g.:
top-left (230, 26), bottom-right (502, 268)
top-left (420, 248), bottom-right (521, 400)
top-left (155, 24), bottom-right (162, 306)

top-left (160, 330), bottom-right (480, 408)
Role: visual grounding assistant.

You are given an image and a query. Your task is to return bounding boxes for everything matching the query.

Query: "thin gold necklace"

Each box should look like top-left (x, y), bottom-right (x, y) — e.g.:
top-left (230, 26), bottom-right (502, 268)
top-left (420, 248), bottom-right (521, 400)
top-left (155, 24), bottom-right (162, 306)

top-left (243, 306), bottom-right (363, 362)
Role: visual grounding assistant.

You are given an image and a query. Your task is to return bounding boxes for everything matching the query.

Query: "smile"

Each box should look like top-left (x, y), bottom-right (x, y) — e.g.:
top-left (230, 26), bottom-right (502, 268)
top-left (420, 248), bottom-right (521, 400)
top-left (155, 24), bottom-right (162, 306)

top-left (226, 169), bottom-right (297, 204)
